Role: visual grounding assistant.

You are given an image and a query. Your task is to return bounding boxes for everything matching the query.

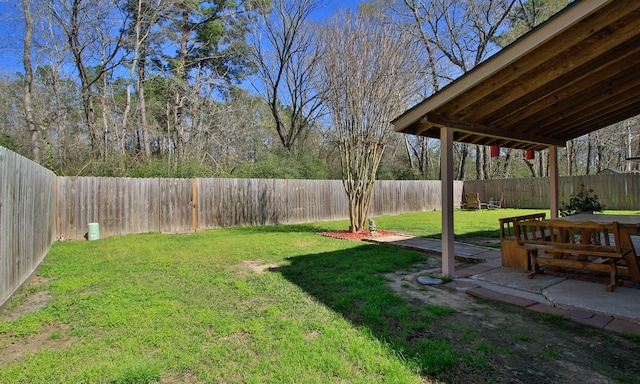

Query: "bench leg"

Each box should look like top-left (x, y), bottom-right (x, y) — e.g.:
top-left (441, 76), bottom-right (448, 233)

top-left (527, 250), bottom-right (540, 279)
top-left (607, 259), bottom-right (620, 292)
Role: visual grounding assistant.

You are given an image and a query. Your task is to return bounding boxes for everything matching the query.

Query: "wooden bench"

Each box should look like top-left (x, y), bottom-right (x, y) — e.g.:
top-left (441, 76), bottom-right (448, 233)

top-left (499, 213), bottom-right (547, 269)
top-left (513, 219), bottom-right (632, 292)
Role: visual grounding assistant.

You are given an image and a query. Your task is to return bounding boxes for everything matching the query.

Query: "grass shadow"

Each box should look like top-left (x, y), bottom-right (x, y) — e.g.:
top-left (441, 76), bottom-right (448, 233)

top-left (275, 243), bottom-right (462, 376)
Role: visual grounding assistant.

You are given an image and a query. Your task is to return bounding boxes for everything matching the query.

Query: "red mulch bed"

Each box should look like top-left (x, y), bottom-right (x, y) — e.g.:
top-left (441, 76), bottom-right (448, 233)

top-left (318, 229), bottom-right (398, 241)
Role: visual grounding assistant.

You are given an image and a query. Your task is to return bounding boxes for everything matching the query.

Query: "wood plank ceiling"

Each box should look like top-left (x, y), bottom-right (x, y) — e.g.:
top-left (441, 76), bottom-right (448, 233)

top-left (392, 0), bottom-right (640, 152)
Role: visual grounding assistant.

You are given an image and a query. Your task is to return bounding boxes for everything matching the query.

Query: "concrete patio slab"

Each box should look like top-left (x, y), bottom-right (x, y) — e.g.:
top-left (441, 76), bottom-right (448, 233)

top-left (543, 279), bottom-right (640, 323)
top-left (472, 267), bottom-right (566, 293)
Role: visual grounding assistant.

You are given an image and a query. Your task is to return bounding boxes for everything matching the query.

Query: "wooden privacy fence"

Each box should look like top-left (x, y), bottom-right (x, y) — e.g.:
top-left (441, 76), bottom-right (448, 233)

top-left (0, 147), bottom-right (56, 308)
top-left (6, 142), bottom-right (638, 310)
top-left (464, 174), bottom-right (640, 210)
top-left (57, 177), bottom-right (463, 239)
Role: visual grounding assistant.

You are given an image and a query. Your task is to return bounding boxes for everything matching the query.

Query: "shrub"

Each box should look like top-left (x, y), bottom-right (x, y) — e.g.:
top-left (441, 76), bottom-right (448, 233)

top-left (560, 184), bottom-right (605, 217)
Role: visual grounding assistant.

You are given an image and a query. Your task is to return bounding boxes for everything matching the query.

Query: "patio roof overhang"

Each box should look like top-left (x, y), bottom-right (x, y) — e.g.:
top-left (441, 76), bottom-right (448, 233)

top-left (392, 0), bottom-right (640, 151)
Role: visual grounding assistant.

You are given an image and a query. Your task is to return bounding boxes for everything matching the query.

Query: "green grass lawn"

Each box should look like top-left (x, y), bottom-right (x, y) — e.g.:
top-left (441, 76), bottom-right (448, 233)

top-left (1, 209), bottom-right (637, 383)
top-left (371, 208), bottom-right (551, 239)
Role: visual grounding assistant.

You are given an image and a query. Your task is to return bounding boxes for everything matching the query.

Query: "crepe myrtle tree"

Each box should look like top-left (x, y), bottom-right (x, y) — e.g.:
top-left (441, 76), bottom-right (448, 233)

top-left (315, 10), bottom-right (422, 232)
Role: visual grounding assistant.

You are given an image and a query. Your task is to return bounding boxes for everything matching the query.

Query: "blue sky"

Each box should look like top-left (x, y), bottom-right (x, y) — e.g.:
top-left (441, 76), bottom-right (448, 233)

top-left (0, 0), bottom-right (363, 76)
top-left (315, 0), bottom-right (361, 19)
top-left (0, 1), bottom-right (24, 73)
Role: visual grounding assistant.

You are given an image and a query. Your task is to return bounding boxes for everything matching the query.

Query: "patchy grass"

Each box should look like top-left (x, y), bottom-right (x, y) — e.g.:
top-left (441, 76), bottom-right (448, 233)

top-left (0, 225), bottom-right (442, 383)
top-left (2, 210), bottom-right (639, 383)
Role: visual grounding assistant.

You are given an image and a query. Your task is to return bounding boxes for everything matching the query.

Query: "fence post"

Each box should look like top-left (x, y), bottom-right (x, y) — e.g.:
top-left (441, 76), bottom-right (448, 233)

top-left (192, 178), bottom-right (198, 232)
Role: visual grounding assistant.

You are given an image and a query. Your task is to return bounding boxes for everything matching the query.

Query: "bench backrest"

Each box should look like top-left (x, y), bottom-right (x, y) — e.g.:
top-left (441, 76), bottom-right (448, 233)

top-left (513, 219), bottom-right (625, 255)
top-left (499, 213), bottom-right (546, 239)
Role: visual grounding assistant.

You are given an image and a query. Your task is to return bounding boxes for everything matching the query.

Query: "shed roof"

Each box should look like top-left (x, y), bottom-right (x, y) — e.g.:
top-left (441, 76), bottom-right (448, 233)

top-left (392, 0), bottom-right (640, 151)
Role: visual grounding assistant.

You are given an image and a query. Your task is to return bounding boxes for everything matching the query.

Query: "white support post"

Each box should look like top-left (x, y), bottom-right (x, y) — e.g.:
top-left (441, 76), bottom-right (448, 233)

top-left (441, 127), bottom-right (455, 277)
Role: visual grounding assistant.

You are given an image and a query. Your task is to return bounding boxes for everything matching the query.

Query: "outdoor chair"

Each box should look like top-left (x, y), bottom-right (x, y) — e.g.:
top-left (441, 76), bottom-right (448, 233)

top-left (465, 193), bottom-right (486, 210)
top-left (487, 193), bottom-right (504, 209)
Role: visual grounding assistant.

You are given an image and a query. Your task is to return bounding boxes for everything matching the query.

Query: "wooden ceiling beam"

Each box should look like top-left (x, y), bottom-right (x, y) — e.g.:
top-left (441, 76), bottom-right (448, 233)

top-left (554, 97), bottom-right (640, 135)
top-left (398, 124), bottom-right (549, 151)
top-left (517, 74), bottom-right (640, 133)
top-left (400, 121), bottom-right (437, 137)
top-left (421, 113), bottom-right (566, 147)
top-left (481, 36), bottom-right (640, 127)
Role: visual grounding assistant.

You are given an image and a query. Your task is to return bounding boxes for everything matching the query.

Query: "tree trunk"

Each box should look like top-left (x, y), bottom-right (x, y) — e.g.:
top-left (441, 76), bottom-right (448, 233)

top-left (456, 144), bottom-right (468, 180)
top-left (586, 134), bottom-right (592, 174)
top-left (137, 54), bottom-right (151, 158)
top-left (566, 140), bottom-right (574, 175)
top-left (22, 0), bottom-right (39, 163)
top-left (524, 157), bottom-right (536, 177)
top-left (404, 136), bottom-right (415, 169)
top-left (173, 10), bottom-right (189, 160)
top-left (477, 145), bottom-right (486, 180)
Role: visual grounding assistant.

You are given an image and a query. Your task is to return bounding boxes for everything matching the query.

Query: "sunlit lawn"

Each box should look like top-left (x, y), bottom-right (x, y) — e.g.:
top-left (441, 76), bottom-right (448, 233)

top-left (0, 208), bottom-right (636, 383)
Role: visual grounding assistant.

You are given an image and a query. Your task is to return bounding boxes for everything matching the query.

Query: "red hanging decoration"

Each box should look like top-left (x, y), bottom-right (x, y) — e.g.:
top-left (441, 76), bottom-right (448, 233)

top-left (525, 149), bottom-right (535, 160)
top-left (490, 145), bottom-right (500, 158)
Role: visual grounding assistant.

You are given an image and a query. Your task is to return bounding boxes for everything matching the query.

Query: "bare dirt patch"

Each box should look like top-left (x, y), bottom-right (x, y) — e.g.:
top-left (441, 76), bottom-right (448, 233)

top-left (0, 276), bottom-right (79, 367)
top-left (383, 254), bottom-right (640, 384)
top-left (1, 276), bottom-right (53, 322)
top-left (0, 323), bottom-right (75, 366)
top-left (235, 259), bottom-right (282, 276)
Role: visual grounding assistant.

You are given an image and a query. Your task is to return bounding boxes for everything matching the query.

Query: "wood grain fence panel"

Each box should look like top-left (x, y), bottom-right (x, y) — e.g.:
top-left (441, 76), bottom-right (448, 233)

top-left (255, 179), bottom-right (281, 226)
top-left (196, 178), bottom-right (214, 229)
top-left (371, 180), bottom-right (460, 215)
top-left (371, 181), bottom-right (392, 216)
top-left (330, 180), bottom-right (349, 219)
top-left (209, 178), bottom-right (228, 228)
top-left (127, 179), bottom-right (140, 235)
top-left (466, 174), bottom-right (640, 210)
top-left (158, 179), bottom-right (192, 233)
top-left (119, 178), bottom-right (130, 236)
top-left (1, 147), bottom-right (56, 308)
top-left (258, 179), bottom-right (273, 225)
top-left (286, 179), bottom-right (299, 223)
top-left (148, 179), bottom-right (161, 233)
top-left (58, 177), bottom-right (175, 237)
top-left (1, 151), bottom-right (11, 303)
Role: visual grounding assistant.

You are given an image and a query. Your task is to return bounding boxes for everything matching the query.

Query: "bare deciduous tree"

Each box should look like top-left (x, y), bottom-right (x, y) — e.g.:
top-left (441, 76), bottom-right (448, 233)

top-left (48, 0), bottom-right (125, 160)
top-left (122, 0), bottom-right (165, 158)
top-left (249, 0), bottom-right (324, 153)
top-left (316, 10), bottom-right (421, 232)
